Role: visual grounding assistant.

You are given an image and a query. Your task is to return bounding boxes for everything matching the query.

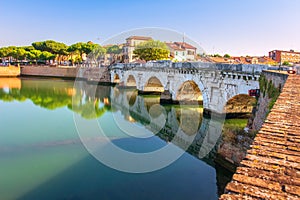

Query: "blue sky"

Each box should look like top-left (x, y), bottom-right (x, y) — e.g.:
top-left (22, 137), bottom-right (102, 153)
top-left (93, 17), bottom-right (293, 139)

top-left (1, 0), bottom-right (299, 56)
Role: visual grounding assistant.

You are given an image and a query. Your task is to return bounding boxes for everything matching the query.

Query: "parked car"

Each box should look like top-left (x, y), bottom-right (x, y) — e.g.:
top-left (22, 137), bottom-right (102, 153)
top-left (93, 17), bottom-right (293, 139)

top-left (287, 67), bottom-right (296, 74)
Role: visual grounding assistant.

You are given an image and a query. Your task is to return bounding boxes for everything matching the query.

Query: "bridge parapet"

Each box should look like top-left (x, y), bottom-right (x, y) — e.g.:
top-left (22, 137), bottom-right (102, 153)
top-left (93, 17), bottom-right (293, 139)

top-left (110, 62), bottom-right (269, 74)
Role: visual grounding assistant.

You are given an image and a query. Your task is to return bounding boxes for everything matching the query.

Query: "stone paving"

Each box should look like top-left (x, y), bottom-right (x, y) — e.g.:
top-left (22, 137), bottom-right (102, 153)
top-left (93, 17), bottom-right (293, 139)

top-left (220, 74), bottom-right (300, 200)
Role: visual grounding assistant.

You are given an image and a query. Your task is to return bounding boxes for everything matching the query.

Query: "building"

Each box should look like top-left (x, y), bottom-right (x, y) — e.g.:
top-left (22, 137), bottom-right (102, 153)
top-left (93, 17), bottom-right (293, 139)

top-left (269, 50), bottom-right (300, 64)
top-left (122, 36), bottom-right (152, 63)
top-left (166, 42), bottom-right (197, 61)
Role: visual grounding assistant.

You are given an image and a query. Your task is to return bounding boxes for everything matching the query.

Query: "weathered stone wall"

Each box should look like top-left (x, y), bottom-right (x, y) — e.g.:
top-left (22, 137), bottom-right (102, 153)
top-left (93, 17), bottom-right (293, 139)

top-left (20, 66), bottom-right (111, 83)
top-left (296, 66), bottom-right (300, 75)
top-left (250, 71), bottom-right (288, 131)
top-left (21, 66), bottom-right (78, 78)
top-left (0, 66), bottom-right (20, 77)
top-left (79, 67), bottom-right (111, 83)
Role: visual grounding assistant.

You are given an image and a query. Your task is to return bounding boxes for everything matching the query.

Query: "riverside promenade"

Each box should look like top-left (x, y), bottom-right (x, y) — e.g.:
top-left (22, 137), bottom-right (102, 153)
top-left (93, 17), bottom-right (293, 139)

top-left (220, 74), bottom-right (300, 199)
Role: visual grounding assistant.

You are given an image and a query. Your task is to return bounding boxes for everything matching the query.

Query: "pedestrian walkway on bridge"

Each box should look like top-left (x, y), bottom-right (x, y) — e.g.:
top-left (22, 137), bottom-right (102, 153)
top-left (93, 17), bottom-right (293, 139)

top-left (220, 74), bottom-right (300, 200)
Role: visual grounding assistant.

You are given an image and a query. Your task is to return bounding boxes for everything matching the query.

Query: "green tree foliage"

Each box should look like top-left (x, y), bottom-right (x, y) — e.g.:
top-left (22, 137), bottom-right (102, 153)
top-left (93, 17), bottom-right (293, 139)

top-left (11, 48), bottom-right (28, 61)
top-left (133, 40), bottom-right (170, 62)
top-left (32, 40), bottom-right (68, 55)
top-left (27, 50), bottom-right (42, 64)
top-left (106, 45), bottom-right (122, 64)
top-left (224, 54), bottom-right (231, 58)
top-left (23, 46), bottom-right (35, 51)
top-left (87, 45), bottom-right (106, 67)
top-left (82, 41), bottom-right (99, 55)
top-left (40, 51), bottom-right (55, 62)
top-left (0, 47), bottom-right (10, 60)
top-left (68, 42), bottom-right (84, 54)
top-left (106, 45), bottom-right (122, 54)
top-left (0, 46), bottom-right (17, 57)
top-left (282, 61), bottom-right (291, 66)
top-left (212, 54), bottom-right (222, 57)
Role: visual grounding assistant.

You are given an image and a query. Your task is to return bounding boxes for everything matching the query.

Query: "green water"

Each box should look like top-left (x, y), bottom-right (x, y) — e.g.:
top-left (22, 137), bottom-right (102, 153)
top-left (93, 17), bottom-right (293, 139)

top-left (0, 77), bottom-right (246, 200)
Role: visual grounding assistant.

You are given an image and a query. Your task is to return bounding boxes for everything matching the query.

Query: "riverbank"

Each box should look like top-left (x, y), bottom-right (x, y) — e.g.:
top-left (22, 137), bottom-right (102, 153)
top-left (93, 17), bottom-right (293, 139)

top-left (0, 66), bottom-right (20, 77)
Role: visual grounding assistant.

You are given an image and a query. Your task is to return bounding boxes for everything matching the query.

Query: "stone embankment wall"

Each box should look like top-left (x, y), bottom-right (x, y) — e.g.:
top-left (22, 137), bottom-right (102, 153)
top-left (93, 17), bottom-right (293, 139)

top-left (0, 66), bottom-right (20, 77)
top-left (21, 66), bottom-right (79, 78)
top-left (250, 71), bottom-right (288, 131)
top-left (20, 66), bottom-right (111, 83)
top-left (78, 68), bottom-right (111, 83)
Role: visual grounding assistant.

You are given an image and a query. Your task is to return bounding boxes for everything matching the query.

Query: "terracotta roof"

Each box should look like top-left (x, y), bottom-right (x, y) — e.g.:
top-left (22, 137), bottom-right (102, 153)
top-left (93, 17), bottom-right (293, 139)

top-left (209, 56), bottom-right (234, 63)
top-left (174, 42), bottom-right (197, 50)
top-left (166, 42), bottom-right (185, 51)
top-left (126, 36), bottom-right (152, 41)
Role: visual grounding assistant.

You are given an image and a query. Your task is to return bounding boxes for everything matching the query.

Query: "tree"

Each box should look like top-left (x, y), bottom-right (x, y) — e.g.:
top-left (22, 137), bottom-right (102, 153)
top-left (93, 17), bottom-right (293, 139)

top-left (27, 50), bottom-right (42, 65)
top-left (40, 51), bottom-right (55, 63)
top-left (282, 61), bottom-right (291, 66)
top-left (68, 42), bottom-right (84, 54)
top-left (133, 40), bottom-right (170, 62)
top-left (224, 54), bottom-right (231, 58)
top-left (0, 47), bottom-right (10, 63)
top-left (32, 40), bottom-right (68, 64)
top-left (106, 45), bottom-right (122, 55)
top-left (11, 48), bottom-right (27, 62)
top-left (68, 43), bottom-right (81, 65)
top-left (1, 46), bottom-right (18, 63)
top-left (23, 46), bottom-right (35, 51)
top-left (87, 45), bottom-right (106, 67)
top-left (32, 40), bottom-right (68, 54)
top-left (212, 54), bottom-right (222, 58)
top-left (82, 42), bottom-right (98, 55)
top-left (106, 45), bottom-right (122, 64)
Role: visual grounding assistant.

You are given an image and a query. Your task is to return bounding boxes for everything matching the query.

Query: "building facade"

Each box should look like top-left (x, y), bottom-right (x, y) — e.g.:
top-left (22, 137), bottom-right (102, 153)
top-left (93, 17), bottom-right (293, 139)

top-left (122, 36), bottom-right (152, 63)
top-left (269, 50), bottom-right (300, 64)
top-left (166, 42), bottom-right (197, 61)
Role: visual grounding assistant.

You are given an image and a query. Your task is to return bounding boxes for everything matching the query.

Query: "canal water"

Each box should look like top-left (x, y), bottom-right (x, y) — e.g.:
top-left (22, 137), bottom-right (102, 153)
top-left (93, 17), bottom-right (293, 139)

top-left (0, 77), bottom-right (242, 200)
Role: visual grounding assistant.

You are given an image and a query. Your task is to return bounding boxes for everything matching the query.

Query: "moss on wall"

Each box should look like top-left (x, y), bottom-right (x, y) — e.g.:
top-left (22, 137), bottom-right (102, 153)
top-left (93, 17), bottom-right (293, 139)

top-left (258, 74), bottom-right (281, 111)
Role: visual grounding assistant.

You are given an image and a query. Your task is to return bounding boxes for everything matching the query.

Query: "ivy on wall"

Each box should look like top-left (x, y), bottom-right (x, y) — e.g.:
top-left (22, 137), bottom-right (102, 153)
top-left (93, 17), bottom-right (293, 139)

top-left (259, 75), bottom-right (281, 111)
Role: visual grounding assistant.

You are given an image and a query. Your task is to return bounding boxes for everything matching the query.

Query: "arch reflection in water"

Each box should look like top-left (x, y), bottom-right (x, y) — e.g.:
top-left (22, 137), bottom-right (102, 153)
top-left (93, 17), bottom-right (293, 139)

top-left (73, 76), bottom-right (224, 173)
top-left (111, 88), bottom-right (222, 162)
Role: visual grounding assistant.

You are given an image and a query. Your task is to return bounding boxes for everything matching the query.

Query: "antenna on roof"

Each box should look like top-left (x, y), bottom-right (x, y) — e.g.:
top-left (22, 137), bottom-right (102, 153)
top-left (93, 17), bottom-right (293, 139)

top-left (183, 32), bottom-right (185, 44)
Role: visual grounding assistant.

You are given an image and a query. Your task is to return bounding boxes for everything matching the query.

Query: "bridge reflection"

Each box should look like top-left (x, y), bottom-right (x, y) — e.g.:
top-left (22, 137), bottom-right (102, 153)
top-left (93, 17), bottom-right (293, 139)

top-left (0, 78), bottom-right (224, 164)
top-left (110, 87), bottom-right (224, 164)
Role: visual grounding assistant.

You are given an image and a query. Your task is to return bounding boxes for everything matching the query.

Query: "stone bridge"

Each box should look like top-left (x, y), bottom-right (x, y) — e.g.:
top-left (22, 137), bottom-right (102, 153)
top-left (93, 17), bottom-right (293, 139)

top-left (110, 62), bottom-right (265, 114)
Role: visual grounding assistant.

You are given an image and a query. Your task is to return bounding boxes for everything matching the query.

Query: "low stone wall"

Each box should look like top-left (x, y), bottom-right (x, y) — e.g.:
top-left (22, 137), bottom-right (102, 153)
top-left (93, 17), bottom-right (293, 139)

top-left (250, 70), bottom-right (288, 131)
top-left (20, 66), bottom-right (111, 83)
top-left (0, 66), bottom-right (20, 77)
top-left (21, 66), bottom-right (79, 78)
top-left (78, 67), bottom-right (111, 83)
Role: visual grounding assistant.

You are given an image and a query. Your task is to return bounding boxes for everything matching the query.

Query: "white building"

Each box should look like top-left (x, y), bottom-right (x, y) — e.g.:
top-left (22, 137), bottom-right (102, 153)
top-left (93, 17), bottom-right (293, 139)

top-left (166, 42), bottom-right (197, 61)
top-left (122, 36), bottom-right (152, 63)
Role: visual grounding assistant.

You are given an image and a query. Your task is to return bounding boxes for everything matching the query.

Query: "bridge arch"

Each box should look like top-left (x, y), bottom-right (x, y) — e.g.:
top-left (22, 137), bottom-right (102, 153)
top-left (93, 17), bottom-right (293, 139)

top-left (126, 75), bottom-right (137, 88)
top-left (175, 80), bottom-right (203, 104)
top-left (113, 73), bottom-right (120, 83)
top-left (144, 76), bottom-right (164, 93)
top-left (224, 94), bottom-right (256, 116)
